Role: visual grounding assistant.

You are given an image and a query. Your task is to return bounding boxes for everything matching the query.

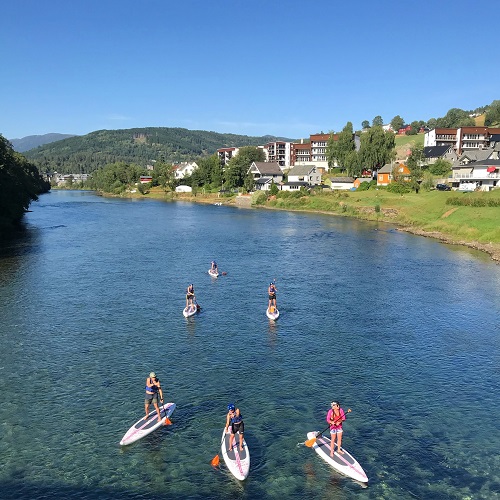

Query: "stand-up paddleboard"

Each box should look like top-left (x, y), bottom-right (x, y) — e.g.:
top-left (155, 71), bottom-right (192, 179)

top-left (120, 403), bottom-right (176, 446)
top-left (266, 306), bottom-right (280, 320)
top-left (221, 429), bottom-right (250, 480)
top-left (183, 302), bottom-right (199, 317)
top-left (208, 269), bottom-right (219, 278)
top-left (306, 431), bottom-right (368, 483)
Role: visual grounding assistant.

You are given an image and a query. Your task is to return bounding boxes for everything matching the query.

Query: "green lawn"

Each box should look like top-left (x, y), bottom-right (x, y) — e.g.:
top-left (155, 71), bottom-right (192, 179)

top-left (394, 132), bottom-right (425, 148)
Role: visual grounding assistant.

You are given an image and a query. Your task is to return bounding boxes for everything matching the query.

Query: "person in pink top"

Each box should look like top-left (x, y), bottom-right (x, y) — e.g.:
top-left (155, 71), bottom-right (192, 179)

top-left (326, 401), bottom-right (346, 456)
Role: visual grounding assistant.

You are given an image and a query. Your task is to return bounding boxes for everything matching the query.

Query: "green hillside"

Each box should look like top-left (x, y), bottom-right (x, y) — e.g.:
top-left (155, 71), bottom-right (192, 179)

top-left (24, 127), bottom-right (295, 174)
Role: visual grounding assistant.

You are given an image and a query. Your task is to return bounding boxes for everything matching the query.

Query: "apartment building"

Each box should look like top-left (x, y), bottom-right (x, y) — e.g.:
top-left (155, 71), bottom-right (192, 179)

top-left (425, 127), bottom-right (500, 154)
top-left (217, 147), bottom-right (239, 166)
top-left (263, 141), bottom-right (291, 168)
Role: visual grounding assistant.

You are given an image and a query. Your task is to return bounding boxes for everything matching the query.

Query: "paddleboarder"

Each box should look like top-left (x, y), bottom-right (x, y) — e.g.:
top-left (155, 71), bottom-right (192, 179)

top-left (186, 283), bottom-right (195, 309)
top-left (327, 401), bottom-right (346, 456)
top-left (225, 404), bottom-right (245, 452)
top-left (211, 260), bottom-right (218, 273)
top-left (145, 372), bottom-right (164, 422)
top-left (268, 282), bottom-right (277, 311)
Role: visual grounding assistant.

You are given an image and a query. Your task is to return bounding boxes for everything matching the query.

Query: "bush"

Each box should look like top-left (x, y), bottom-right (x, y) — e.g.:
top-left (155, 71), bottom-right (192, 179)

top-left (387, 182), bottom-right (412, 194)
top-left (446, 196), bottom-right (500, 207)
top-left (251, 191), bottom-right (267, 205)
top-left (356, 180), bottom-right (377, 191)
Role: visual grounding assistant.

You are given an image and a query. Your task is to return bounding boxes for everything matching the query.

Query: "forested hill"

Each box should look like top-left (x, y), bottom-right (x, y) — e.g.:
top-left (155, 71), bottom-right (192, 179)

top-left (23, 127), bottom-right (295, 174)
top-left (10, 133), bottom-right (77, 152)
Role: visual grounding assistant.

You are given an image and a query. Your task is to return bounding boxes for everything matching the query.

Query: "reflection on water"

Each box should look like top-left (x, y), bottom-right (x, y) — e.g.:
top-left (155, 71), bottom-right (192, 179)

top-left (0, 190), bottom-right (499, 499)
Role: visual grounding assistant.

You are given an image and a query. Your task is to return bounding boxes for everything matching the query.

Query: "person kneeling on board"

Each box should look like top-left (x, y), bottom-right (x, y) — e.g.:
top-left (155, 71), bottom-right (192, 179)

top-left (327, 401), bottom-right (346, 456)
top-left (145, 372), bottom-right (164, 422)
top-left (225, 404), bottom-right (244, 452)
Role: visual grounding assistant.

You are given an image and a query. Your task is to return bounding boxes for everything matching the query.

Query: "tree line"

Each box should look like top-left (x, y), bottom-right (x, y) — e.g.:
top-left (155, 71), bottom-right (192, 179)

top-left (0, 135), bottom-right (50, 235)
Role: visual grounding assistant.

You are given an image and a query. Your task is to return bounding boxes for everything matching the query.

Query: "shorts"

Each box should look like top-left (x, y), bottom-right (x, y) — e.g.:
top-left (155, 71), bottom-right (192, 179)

top-left (145, 393), bottom-right (160, 405)
top-left (269, 294), bottom-right (276, 300)
top-left (231, 422), bottom-right (244, 434)
top-left (330, 427), bottom-right (343, 435)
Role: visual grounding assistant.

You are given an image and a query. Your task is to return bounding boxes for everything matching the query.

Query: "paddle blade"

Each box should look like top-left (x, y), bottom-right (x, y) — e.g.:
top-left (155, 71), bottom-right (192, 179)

top-left (210, 454), bottom-right (220, 467)
top-left (164, 417), bottom-right (172, 426)
top-left (304, 436), bottom-right (317, 448)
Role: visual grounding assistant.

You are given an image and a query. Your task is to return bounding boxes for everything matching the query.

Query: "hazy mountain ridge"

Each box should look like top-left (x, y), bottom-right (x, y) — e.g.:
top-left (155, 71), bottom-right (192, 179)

top-left (22, 127), bottom-right (295, 174)
top-left (9, 133), bottom-right (77, 152)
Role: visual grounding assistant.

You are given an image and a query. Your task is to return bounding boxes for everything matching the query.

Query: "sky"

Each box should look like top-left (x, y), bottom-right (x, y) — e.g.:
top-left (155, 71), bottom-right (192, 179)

top-left (1, 0), bottom-right (497, 140)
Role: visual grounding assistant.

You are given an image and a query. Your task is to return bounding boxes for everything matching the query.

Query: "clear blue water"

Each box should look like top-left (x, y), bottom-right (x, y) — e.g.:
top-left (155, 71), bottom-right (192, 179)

top-left (0, 190), bottom-right (499, 499)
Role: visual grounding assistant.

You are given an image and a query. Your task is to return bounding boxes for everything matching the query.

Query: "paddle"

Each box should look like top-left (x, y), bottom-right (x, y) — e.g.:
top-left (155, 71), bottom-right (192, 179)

top-left (210, 432), bottom-right (227, 467)
top-left (158, 383), bottom-right (172, 426)
top-left (304, 408), bottom-right (352, 447)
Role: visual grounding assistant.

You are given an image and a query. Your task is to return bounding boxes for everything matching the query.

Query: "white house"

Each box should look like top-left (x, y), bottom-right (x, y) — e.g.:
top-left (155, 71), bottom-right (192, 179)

top-left (329, 177), bottom-right (355, 190)
top-left (247, 162), bottom-right (283, 191)
top-left (281, 164), bottom-right (321, 191)
top-left (174, 162), bottom-right (199, 179)
top-left (452, 159), bottom-right (500, 191)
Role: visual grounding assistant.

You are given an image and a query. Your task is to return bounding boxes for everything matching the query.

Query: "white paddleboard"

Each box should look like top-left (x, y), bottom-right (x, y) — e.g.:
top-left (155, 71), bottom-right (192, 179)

top-left (183, 303), bottom-right (198, 317)
top-left (306, 431), bottom-right (368, 483)
top-left (266, 306), bottom-right (280, 320)
top-left (221, 428), bottom-right (250, 480)
top-left (208, 269), bottom-right (219, 278)
top-left (120, 403), bottom-right (176, 446)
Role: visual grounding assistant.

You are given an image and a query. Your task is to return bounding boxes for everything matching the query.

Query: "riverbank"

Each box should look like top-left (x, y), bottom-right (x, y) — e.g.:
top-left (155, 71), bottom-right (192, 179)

top-left (101, 187), bottom-right (500, 263)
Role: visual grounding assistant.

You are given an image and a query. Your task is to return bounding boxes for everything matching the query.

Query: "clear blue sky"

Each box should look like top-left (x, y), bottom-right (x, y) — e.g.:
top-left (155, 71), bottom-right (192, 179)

top-left (1, 0), bottom-right (497, 140)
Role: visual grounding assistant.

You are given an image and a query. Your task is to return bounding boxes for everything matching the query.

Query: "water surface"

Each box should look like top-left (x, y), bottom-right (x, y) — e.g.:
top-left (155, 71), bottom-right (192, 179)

top-left (0, 190), bottom-right (499, 499)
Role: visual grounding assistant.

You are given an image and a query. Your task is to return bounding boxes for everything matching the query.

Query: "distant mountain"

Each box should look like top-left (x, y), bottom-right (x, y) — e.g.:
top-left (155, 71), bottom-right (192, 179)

top-left (9, 133), bottom-right (77, 152)
top-left (23, 127), bottom-right (296, 174)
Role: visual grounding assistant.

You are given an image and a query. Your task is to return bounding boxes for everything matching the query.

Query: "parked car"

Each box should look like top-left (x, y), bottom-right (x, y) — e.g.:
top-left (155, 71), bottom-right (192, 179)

top-left (436, 183), bottom-right (451, 191)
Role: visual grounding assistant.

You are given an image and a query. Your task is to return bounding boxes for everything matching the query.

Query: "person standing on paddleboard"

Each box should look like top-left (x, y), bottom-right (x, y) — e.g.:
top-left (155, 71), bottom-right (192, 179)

top-left (186, 284), bottom-right (195, 309)
top-left (211, 260), bottom-right (218, 273)
top-left (225, 404), bottom-right (245, 452)
top-left (268, 282), bottom-right (277, 312)
top-left (145, 372), bottom-right (164, 422)
top-left (327, 401), bottom-right (346, 456)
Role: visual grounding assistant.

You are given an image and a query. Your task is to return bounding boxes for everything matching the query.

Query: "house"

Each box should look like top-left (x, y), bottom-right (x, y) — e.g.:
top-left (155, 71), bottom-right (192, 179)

top-left (329, 177), bottom-right (355, 190)
top-left (451, 159), bottom-right (500, 192)
top-left (281, 165), bottom-right (321, 191)
top-left (397, 125), bottom-right (412, 135)
top-left (423, 145), bottom-right (457, 165)
top-left (174, 162), bottom-right (198, 179)
top-left (376, 162), bottom-right (410, 186)
top-left (139, 176), bottom-right (153, 184)
top-left (247, 162), bottom-right (283, 191)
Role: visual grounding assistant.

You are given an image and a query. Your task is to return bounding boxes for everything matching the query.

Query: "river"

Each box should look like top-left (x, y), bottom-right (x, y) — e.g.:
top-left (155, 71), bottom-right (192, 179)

top-left (0, 190), bottom-right (499, 499)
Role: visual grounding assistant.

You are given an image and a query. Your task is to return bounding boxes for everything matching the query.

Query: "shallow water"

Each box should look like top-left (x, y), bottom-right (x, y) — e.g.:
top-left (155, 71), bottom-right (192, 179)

top-left (0, 190), bottom-right (499, 499)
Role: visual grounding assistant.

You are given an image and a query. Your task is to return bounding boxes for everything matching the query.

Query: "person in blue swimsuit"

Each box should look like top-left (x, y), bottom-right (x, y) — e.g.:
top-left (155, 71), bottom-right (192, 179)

top-left (225, 404), bottom-right (245, 451)
top-left (144, 372), bottom-right (164, 422)
top-left (211, 260), bottom-right (218, 273)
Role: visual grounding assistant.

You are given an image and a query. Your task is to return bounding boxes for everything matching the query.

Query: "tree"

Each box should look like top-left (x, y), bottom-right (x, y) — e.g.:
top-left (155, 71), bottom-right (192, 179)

top-left (436, 108), bottom-right (475, 128)
top-left (152, 161), bottom-right (175, 190)
top-left (358, 127), bottom-right (395, 171)
top-left (390, 115), bottom-right (405, 132)
top-left (485, 100), bottom-right (500, 126)
top-left (326, 123), bottom-right (355, 170)
top-left (224, 146), bottom-right (265, 189)
top-left (344, 150), bottom-right (362, 177)
top-left (372, 115), bottom-right (383, 127)
top-left (361, 120), bottom-right (370, 129)
top-left (427, 118), bottom-right (437, 129)
top-left (406, 144), bottom-right (425, 192)
top-left (428, 158), bottom-right (452, 176)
